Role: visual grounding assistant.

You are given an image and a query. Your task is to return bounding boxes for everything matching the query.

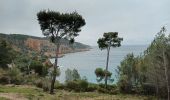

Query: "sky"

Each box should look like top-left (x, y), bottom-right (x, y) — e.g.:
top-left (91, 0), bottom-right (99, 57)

top-left (0, 0), bottom-right (170, 46)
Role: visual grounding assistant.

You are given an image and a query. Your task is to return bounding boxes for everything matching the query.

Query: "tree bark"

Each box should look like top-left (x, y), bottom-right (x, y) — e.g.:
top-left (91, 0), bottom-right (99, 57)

top-left (154, 65), bottom-right (160, 99)
top-left (105, 46), bottom-right (110, 88)
top-left (50, 39), bottom-right (60, 94)
top-left (163, 50), bottom-right (170, 100)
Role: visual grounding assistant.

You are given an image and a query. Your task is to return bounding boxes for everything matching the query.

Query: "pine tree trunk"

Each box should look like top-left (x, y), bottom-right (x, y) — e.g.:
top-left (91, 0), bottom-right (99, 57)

top-left (155, 69), bottom-right (159, 99)
top-left (50, 40), bottom-right (60, 94)
top-left (105, 46), bottom-right (110, 88)
top-left (152, 63), bottom-right (159, 99)
top-left (163, 50), bottom-right (170, 100)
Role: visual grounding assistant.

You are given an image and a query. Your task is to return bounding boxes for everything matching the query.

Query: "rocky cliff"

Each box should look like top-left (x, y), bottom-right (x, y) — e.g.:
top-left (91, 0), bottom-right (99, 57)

top-left (0, 33), bottom-right (91, 57)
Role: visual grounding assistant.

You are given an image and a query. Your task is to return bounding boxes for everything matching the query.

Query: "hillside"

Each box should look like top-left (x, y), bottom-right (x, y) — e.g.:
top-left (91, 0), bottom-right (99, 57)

top-left (0, 33), bottom-right (91, 57)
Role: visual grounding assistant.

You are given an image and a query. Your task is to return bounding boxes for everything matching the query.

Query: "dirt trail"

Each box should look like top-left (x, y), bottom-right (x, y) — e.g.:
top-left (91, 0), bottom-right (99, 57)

top-left (0, 93), bottom-right (27, 100)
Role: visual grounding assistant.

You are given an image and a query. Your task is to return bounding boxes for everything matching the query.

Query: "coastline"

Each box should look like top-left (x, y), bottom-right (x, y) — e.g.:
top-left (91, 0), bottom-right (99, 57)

top-left (50, 48), bottom-right (91, 58)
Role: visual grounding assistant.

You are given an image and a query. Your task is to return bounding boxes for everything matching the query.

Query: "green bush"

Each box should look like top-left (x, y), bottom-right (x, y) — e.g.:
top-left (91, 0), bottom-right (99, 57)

top-left (24, 74), bottom-right (39, 85)
top-left (97, 87), bottom-right (109, 93)
top-left (98, 83), bottom-right (105, 88)
top-left (118, 75), bottom-right (132, 93)
top-left (79, 80), bottom-right (88, 91)
top-left (30, 61), bottom-right (48, 76)
top-left (65, 79), bottom-right (89, 92)
top-left (8, 68), bottom-right (20, 77)
top-left (86, 84), bottom-right (98, 92)
top-left (34, 78), bottom-right (50, 92)
top-left (10, 74), bottom-right (24, 85)
top-left (66, 80), bottom-right (79, 91)
top-left (7, 68), bottom-right (24, 85)
top-left (54, 81), bottom-right (65, 90)
top-left (97, 86), bottom-right (118, 94)
top-left (0, 39), bottom-right (16, 69)
top-left (0, 68), bottom-right (24, 85)
top-left (96, 84), bottom-right (118, 94)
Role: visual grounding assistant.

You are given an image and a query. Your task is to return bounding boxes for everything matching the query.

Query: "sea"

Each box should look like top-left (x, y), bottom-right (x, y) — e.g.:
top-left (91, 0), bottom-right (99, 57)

top-left (50, 45), bottom-right (148, 84)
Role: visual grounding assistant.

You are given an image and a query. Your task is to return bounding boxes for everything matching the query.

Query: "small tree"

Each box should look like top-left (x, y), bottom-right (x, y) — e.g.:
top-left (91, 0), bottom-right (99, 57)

top-left (65, 68), bottom-right (73, 82)
top-left (117, 53), bottom-right (141, 93)
top-left (72, 69), bottom-right (81, 80)
top-left (97, 32), bottom-right (123, 88)
top-left (0, 38), bottom-right (16, 68)
top-left (65, 68), bottom-right (80, 82)
top-left (147, 27), bottom-right (170, 99)
top-left (37, 10), bottom-right (85, 94)
top-left (95, 68), bottom-right (112, 83)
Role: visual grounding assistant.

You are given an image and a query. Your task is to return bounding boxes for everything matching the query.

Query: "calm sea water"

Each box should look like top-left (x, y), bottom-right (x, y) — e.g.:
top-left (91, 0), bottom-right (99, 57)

top-left (51, 45), bottom-right (148, 83)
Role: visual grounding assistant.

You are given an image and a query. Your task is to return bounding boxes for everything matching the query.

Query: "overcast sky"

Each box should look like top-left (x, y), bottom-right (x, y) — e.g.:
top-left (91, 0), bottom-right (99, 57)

top-left (0, 0), bottom-right (170, 46)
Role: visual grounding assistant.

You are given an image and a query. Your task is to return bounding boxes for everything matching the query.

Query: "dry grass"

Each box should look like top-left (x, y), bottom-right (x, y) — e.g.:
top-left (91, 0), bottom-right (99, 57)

top-left (0, 85), bottom-right (156, 100)
top-left (0, 93), bottom-right (27, 100)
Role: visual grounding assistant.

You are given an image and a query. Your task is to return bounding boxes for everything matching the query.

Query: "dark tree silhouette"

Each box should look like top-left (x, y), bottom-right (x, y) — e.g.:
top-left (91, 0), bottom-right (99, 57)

top-left (97, 32), bottom-right (123, 88)
top-left (37, 10), bottom-right (85, 94)
top-left (0, 38), bottom-right (15, 68)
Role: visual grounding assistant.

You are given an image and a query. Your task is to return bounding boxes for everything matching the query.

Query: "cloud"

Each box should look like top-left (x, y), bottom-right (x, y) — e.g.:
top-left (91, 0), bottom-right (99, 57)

top-left (0, 0), bottom-right (170, 45)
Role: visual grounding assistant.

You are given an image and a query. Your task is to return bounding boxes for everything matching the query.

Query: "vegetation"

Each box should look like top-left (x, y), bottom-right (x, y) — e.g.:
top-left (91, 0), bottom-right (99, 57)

top-left (0, 85), bottom-right (155, 100)
top-left (1, 8), bottom-right (170, 99)
top-left (0, 37), bottom-right (51, 89)
top-left (95, 68), bottom-right (113, 83)
top-left (117, 27), bottom-right (170, 99)
top-left (65, 68), bottom-right (81, 82)
top-left (96, 32), bottom-right (123, 88)
top-left (0, 38), bottom-right (16, 68)
top-left (0, 33), bottom-right (90, 58)
top-left (37, 10), bottom-right (86, 94)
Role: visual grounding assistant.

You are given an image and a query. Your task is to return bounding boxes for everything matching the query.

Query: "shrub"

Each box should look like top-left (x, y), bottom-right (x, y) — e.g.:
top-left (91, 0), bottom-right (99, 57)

top-left (34, 78), bottom-right (50, 92)
top-left (86, 84), bottom-right (98, 92)
top-left (35, 79), bottom-right (43, 88)
top-left (96, 83), bottom-right (118, 94)
top-left (0, 68), bottom-right (7, 76)
top-left (118, 75), bottom-right (132, 93)
top-left (66, 80), bottom-right (79, 91)
top-left (99, 83), bottom-right (105, 88)
top-left (66, 79), bottom-right (89, 92)
top-left (30, 61), bottom-right (48, 76)
top-left (79, 80), bottom-right (88, 91)
top-left (0, 76), bottom-right (10, 84)
top-left (8, 68), bottom-right (20, 77)
top-left (42, 80), bottom-right (50, 92)
top-left (95, 68), bottom-right (113, 82)
top-left (142, 83), bottom-right (156, 95)
top-left (97, 86), bottom-right (118, 94)
top-left (54, 81), bottom-right (65, 90)
top-left (0, 69), bottom-right (10, 84)
top-left (65, 68), bottom-right (80, 82)
top-left (97, 87), bottom-right (109, 93)
top-left (24, 74), bottom-right (39, 85)
top-left (7, 68), bottom-right (24, 85)
top-left (10, 74), bottom-right (24, 85)
top-left (86, 86), bottom-right (97, 92)
top-left (159, 86), bottom-right (167, 98)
